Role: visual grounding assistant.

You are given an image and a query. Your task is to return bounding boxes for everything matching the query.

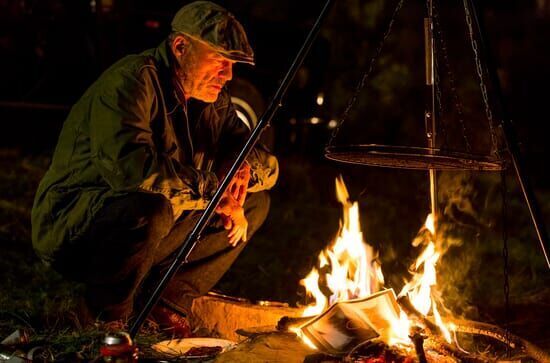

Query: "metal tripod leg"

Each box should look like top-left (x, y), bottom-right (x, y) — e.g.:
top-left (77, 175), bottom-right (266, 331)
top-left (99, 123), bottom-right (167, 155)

top-left (465, 0), bottom-right (550, 269)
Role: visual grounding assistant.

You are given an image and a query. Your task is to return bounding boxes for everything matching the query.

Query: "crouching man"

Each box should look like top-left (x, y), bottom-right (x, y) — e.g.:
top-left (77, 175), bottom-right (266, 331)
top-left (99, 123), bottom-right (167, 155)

top-left (31, 1), bottom-right (278, 332)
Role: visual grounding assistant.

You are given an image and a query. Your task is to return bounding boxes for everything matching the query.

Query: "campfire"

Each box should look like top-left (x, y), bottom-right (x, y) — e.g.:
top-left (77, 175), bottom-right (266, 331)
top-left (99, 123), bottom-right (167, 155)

top-left (289, 177), bottom-right (450, 348)
top-left (138, 175), bottom-right (548, 362)
top-left (278, 176), bottom-right (549, 362)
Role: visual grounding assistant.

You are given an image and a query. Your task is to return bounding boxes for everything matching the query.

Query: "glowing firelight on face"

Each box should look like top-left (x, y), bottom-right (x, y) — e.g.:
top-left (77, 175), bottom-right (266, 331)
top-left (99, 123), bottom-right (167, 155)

top-left (295, 177), bottom-right (452, 349)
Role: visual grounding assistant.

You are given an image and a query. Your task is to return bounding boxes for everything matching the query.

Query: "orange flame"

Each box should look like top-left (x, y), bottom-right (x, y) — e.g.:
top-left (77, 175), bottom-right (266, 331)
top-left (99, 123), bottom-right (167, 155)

top-left (398, 214), bottom-right (452, 343)
top-left (297, 177), bottom-right (453, 349)
top-left (299, 176), bottom-right (383, 317)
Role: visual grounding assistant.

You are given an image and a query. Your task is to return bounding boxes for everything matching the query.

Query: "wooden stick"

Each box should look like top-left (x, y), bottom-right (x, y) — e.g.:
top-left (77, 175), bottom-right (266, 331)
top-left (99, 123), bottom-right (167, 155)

top-left (410, 328), bottom-right (428, 363)
top-left (397, 296), bottom-right (442, 336)
top-left (397, 296), bottom-right (483, 362)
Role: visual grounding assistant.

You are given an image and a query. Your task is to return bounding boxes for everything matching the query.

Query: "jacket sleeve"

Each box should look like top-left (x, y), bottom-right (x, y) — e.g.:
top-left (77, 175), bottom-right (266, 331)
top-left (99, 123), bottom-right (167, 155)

top-left (217, 93), bottom-right (279, 192)
top-left (89, 66), bottom-right (218, 217)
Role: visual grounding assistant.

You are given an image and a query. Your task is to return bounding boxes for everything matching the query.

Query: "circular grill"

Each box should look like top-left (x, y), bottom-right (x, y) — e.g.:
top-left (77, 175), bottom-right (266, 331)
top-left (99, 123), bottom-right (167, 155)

top-left (325, 144), bottom-right (506, 171)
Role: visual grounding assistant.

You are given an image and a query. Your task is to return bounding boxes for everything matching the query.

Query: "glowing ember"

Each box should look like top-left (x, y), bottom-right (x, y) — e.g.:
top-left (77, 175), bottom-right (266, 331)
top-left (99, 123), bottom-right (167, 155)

top-left (297, 176), bottom-right (453, 349)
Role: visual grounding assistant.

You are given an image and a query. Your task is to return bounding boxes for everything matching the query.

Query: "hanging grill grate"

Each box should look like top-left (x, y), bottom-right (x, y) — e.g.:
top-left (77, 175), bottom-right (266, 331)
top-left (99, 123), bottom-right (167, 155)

top-left (325, 144), bottom-right (506, 171)
top-left (323, 0), bottom-right (508, 173)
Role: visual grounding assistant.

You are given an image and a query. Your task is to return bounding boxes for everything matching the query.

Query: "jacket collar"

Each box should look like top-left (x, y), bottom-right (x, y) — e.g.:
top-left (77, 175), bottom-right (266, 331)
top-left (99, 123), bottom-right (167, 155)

top-left (152, 39), bottom-right (185, 115)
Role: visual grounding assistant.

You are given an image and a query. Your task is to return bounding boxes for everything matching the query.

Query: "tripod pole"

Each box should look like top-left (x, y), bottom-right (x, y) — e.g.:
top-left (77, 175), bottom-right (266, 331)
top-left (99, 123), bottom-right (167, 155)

top-left (129, 0), bottom-right (336, 338)
top-left (464, 0), bottom-right (550, 270)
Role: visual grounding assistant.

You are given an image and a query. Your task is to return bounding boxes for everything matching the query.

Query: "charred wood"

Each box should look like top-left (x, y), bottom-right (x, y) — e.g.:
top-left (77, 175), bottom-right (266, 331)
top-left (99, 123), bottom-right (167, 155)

top-left (410, 327), bottom-right (428, 363)
top-left (397, 296), bottom-right (485, 362)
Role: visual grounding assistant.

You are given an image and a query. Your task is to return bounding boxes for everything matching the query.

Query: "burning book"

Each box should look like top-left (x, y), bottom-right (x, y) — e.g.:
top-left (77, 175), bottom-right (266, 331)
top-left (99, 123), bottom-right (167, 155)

top-left (298, 289), bottom-right (402, 356)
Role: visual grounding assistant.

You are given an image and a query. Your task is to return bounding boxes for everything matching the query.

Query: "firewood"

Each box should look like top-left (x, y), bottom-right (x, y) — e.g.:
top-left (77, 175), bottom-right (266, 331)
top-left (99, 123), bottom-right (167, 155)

top-left (275, 296), bottom-right (550, 362)
top-left (410, 327), bottom-right (428, 363)
top-left (396, 296), bottom-right (442, 337)
top-left (397, 296), bottom-right (485, 362)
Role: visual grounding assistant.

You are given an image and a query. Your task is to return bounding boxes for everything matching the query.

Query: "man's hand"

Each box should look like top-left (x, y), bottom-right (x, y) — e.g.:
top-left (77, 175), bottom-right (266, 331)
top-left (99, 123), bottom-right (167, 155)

top-left (219, 162), bottom-right (251, 206)
top-left (215, 192), bottom-right (248, 246)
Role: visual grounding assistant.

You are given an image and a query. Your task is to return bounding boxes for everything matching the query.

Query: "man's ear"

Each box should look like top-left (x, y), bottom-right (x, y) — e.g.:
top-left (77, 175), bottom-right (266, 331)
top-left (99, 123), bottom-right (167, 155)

top-left (171, 34), bottom-right (190, 59)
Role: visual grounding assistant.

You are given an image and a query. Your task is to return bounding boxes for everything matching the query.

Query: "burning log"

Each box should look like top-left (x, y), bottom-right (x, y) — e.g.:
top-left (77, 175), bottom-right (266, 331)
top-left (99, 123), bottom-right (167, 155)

top-left (396, 296), bottom-right (443, 337)
top-left (409, 327), bottom-right (427, 363)
top-left (397, 296), bottom-right (486, 362)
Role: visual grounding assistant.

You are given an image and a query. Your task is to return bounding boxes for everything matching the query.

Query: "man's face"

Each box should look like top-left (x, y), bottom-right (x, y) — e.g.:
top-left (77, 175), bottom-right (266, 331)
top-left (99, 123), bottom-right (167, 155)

top-left (176, 38), bottom-right (235, 103)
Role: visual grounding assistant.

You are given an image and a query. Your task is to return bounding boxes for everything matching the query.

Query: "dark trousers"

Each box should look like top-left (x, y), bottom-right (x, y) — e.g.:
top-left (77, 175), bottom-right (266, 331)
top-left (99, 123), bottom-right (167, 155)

top-left (53, 191), bottom-right (270, 321)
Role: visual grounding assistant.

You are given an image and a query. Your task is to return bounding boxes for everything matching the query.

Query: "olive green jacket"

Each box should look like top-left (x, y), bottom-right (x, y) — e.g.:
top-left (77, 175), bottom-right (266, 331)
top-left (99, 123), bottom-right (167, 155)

top-left (31, 40), bottom-right (278, 262)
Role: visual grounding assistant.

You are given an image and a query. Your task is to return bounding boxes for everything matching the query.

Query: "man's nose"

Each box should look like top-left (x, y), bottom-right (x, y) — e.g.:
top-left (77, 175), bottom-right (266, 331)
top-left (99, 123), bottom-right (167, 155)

top-left (219, 62), bottom-right (233, 81)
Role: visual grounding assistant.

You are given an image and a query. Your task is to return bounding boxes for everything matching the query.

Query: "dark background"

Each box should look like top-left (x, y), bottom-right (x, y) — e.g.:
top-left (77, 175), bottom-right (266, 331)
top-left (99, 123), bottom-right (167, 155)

top-left (1, 0), bottom-right (550, 352)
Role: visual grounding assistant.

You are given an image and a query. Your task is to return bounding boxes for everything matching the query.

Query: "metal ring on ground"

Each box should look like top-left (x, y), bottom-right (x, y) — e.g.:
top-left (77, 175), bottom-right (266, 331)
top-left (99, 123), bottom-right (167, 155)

top-left (325, 144), bottom-right (506, 171)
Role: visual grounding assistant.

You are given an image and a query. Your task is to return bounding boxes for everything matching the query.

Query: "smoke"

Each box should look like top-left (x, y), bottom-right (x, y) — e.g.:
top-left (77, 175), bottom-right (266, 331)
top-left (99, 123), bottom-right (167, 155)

top-left (433, 171), bottom-right (503, 318)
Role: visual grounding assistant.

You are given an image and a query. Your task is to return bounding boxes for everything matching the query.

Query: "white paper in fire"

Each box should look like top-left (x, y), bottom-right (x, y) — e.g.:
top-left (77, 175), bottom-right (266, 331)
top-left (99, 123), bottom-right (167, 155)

top-left (299, 289), bottom-right (402, 356)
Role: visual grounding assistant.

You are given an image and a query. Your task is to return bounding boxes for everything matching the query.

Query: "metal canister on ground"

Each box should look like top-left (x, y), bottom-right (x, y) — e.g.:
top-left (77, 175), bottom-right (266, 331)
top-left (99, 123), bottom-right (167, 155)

top-left (100, 332), bottom-right (138, 363)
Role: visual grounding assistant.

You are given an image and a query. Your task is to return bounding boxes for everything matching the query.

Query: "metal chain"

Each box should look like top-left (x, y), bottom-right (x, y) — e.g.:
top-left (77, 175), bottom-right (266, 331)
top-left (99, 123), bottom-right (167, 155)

top-left (465, 3), bottom-right (509, 353)
top-left (327, 0), bottom-right (406, 146)
top-left (433, 0), bottom-right (472, 152)
top-left (501, 168), bottom-right (511, 357)
top-left (426, 0), bottom-right (448, 150)
top-left (463, 0), bottom-right (499, 157)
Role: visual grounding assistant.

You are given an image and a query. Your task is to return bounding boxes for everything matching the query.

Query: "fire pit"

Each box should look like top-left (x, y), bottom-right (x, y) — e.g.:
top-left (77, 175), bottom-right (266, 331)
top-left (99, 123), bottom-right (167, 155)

top-left (238, 176), bottom-right (548, 363)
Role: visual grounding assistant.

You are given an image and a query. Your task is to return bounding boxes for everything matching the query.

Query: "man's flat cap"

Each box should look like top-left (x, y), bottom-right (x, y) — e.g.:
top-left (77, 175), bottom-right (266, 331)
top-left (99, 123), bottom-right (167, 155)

top-left (171, 1), bottom-right (254, 65)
